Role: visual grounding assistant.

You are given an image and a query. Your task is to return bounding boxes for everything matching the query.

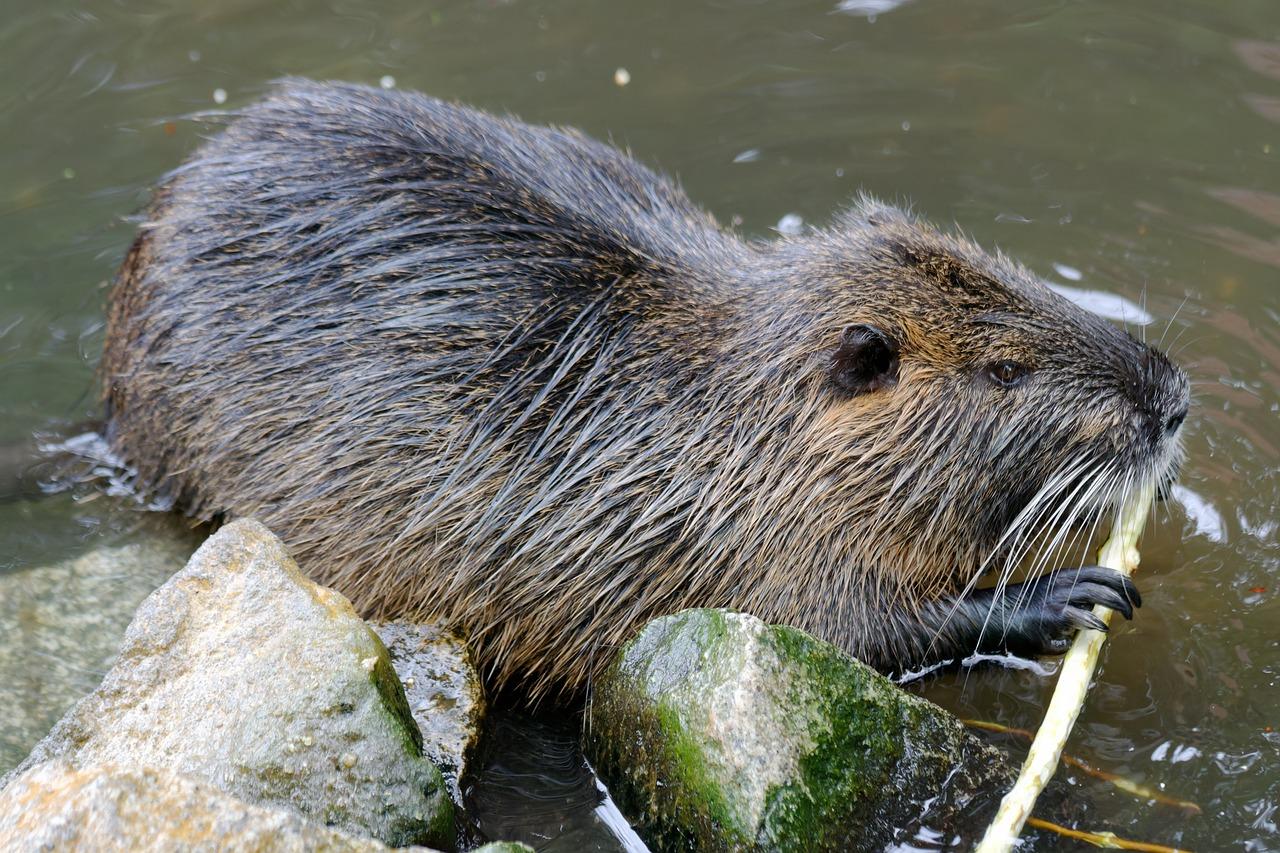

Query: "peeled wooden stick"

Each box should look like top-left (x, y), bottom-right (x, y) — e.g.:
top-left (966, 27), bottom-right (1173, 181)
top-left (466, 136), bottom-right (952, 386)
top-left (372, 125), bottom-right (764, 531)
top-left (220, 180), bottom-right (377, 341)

top-left (975, 481), bottom-right (1156, 853)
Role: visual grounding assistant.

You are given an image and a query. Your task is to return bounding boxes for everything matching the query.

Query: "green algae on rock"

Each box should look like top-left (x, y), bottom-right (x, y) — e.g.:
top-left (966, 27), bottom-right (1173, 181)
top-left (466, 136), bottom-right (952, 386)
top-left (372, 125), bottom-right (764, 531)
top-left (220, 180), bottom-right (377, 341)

top-left (585, 609), bottom-right (1014, 852)
top-left (2, 519), bottom-right (453, 849)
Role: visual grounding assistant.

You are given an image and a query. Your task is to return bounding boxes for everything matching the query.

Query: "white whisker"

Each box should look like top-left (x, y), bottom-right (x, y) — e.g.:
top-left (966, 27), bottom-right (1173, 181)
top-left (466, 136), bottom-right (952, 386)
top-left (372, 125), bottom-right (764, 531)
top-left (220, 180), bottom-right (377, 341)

top-left (924, 453), bottom-right (1093, 656)
top-left (1005, 460), bottom-right (1119, 631)
top-left (1158, 292), bottom-right (1191, 348)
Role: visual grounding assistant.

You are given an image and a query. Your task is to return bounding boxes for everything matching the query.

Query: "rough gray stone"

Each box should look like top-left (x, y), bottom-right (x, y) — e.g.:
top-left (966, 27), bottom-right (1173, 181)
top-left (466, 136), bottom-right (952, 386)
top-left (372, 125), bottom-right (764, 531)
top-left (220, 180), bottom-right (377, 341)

top-left (373, 622), bottom-right (485, 805)
top-left (4, 519), bottom-right (452, 849)
top-left (0, 511), bottom-right (201, 773)
top-left (0, 761), bottom-right (437, 852)
top-left (586, 608), bottom-right (1015, 852)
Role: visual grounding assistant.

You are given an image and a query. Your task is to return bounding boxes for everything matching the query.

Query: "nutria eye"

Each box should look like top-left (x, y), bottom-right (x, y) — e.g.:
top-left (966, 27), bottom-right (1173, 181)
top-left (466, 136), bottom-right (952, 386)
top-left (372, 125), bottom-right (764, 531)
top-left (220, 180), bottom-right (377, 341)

top-left (987, 360), bottom-right (1030, 388)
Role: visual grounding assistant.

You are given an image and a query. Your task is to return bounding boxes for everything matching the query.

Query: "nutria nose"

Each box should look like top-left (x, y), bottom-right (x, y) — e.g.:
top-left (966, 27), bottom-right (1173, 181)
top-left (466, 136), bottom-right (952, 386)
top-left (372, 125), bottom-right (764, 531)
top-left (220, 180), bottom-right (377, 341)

top-left (1129, 340), bottom-right (1189, 442)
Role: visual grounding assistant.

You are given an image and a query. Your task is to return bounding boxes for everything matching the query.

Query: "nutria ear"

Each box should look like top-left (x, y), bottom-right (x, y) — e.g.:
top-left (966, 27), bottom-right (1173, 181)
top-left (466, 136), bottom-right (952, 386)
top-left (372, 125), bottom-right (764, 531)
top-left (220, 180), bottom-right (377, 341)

top-left (830, 324), bottom-right (899, 394)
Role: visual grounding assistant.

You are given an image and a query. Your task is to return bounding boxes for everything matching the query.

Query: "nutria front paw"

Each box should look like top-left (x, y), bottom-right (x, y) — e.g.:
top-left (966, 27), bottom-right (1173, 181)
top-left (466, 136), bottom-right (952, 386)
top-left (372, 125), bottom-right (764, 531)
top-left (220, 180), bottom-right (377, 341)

top-left (988, 566), bottom-right (1142, 658)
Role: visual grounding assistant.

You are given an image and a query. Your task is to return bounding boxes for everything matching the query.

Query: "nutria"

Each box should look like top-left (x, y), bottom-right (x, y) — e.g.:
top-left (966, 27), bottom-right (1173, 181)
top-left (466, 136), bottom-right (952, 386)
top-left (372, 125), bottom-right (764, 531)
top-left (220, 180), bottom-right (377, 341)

top-left (100, 79), bottom-right (1189, 700)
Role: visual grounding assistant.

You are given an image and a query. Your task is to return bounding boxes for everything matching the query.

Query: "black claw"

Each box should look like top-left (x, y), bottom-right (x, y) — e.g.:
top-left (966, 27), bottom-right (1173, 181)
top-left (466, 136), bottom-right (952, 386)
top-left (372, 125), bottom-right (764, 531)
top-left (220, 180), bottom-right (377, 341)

top-left (1074, 565), bottom-right (1142, 608)
top-left (1068, 581), bottom-right (1133, 620)
top-left (1124, 578), bottom-right (1142, 608)
top-left (1065, 606), bottom-right (1109, 633)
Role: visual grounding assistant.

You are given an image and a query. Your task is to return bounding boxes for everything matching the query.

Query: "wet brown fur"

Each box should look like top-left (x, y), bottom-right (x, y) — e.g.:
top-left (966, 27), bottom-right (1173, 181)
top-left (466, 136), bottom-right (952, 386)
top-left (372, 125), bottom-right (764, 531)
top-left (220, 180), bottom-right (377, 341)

top-left (100, 80), bottom-right (1188, 700)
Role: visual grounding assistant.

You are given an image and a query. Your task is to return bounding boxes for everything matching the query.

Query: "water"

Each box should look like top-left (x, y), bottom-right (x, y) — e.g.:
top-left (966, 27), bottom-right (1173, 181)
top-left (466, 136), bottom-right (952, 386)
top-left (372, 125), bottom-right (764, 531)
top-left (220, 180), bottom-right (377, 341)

top-left (2, 1), bottom-right (1277, 849)
top-left (466, 709), bottom-right (649, 852)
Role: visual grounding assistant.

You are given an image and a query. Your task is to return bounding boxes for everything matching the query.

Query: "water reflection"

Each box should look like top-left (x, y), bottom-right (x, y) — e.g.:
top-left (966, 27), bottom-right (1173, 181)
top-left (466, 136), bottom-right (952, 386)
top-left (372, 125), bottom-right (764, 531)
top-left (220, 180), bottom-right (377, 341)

top-left (1171, 484), bottom-right (1227, 544)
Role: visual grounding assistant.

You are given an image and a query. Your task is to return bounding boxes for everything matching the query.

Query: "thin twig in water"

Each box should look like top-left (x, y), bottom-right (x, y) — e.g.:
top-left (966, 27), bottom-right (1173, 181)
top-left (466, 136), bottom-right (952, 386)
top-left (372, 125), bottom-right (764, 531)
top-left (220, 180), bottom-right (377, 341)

top-left (962, 719), bottom-right (1202, 815)
top-left (1026, 817), bottom-right (1192, 853)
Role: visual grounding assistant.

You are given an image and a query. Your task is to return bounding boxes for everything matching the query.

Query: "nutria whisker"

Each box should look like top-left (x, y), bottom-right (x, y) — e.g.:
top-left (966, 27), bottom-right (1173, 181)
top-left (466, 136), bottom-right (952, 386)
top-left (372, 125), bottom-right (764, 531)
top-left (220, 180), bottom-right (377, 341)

top-left (1158, 294), bottom-right (1193, 349)
top-left (1015, 461), bottom-right (1121, 589)
top-left (965, 456), bottom-right (1115, 650)
top-left (1007, 462), bottom-right (1124, 622)
top-left (966, 452), bottom-right (1094, 590)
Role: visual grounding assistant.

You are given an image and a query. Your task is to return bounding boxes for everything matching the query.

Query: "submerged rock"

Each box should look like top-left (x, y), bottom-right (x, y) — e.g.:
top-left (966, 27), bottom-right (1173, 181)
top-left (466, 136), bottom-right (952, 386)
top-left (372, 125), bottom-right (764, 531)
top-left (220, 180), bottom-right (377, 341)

top-left (586, 608), bottom-right (1014, 852)
top-left (0, 508), bottom-right (201, 773)
top-left (374, 621), bottom-right (485, 805)
top-left (3, 519), bottom-right (452, 849)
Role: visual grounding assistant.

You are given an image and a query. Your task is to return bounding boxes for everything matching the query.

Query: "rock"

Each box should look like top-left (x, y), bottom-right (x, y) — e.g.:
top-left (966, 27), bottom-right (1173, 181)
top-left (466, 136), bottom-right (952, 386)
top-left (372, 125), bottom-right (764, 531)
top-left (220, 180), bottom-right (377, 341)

top-left (0, 761), bottom-right (537, 853)
top-left (0, 506), bottom-right (202, 773)
top-left (586, 609), bottom-right (1015, 852)
top-left (3, 519), bottom-right (453, 849)
top-left (373, 622), bottom-right (485, 805)
top-left (0, 761), bottom-right (435, 852)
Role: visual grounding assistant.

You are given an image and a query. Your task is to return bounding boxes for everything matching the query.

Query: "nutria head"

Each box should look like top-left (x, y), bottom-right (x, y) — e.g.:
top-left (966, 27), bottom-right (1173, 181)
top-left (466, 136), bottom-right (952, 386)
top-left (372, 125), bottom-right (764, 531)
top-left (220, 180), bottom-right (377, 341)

top-left (761, 201), bottom-right (1189, 607)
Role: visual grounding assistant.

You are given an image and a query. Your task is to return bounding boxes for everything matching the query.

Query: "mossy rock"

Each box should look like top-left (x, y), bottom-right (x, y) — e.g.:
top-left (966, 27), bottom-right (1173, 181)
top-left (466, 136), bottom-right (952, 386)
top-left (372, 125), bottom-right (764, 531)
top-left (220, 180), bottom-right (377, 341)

top-left (586, 609), bottom-right (1014, 852)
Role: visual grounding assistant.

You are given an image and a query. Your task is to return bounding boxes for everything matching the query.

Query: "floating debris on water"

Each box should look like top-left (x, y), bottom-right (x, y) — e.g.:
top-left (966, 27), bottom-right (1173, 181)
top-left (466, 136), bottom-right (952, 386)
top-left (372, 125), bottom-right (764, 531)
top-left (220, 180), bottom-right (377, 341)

top-left (212, 88), bottom-right (227, 105)
top-left (380, 75), bottom-right (396, 89)
top-left (613, 67), bottom-right (630, 87)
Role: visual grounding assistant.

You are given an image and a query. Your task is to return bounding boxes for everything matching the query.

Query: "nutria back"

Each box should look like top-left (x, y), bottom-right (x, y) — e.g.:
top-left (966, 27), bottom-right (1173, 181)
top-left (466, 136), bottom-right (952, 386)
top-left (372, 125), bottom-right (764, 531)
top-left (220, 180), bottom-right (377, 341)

top-left (102, 79), bottom-right (1188, 700)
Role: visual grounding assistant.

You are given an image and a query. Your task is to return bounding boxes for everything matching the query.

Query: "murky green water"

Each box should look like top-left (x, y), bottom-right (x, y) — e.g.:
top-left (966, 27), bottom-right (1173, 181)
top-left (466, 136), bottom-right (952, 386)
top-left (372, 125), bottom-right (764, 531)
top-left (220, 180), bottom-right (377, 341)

top-left (2, 0), bottom-right (1277, 849)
